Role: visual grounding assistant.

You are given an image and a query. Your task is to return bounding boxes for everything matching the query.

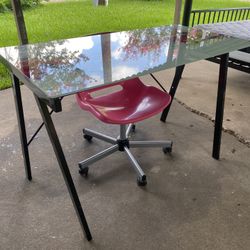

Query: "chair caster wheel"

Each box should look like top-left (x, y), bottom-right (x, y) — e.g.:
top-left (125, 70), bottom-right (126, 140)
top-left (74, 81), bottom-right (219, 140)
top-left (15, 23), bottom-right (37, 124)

top-left (137, 175), bottom-right (147, 186)
top-left (163, 142), bottom-right (173, 154)
top-left (131, 124), bottom-right (136, 132)
top-left (79, 166), bottom-right (89, 177)
top-left (83, 134), bottom-right (93, 142)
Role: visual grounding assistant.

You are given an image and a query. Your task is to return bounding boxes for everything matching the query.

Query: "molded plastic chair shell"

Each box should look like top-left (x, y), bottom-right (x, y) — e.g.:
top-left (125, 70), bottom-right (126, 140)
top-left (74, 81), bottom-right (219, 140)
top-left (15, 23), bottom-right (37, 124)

top-left (76, 78), bottom-right (171, 124)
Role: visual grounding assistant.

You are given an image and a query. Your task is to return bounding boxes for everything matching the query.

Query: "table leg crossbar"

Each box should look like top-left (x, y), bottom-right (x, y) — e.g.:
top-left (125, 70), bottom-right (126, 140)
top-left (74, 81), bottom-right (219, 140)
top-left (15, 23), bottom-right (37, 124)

top-left (27, 109), bottom-right (54, 146)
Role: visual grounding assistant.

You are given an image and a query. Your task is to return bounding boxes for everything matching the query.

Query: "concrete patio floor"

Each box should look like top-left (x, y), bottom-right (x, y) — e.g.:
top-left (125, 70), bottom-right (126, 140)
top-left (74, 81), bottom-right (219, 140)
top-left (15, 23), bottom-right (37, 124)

top-left (0, 60), bottom-right (250, 249)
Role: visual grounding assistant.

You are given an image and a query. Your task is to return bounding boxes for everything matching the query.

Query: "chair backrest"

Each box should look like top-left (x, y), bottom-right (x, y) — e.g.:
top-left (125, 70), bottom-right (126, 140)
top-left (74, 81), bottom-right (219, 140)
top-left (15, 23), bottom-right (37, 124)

top-left (76, 78), bottom-right (144, 102)
top-left (190, 7), bottom-right (250, 27)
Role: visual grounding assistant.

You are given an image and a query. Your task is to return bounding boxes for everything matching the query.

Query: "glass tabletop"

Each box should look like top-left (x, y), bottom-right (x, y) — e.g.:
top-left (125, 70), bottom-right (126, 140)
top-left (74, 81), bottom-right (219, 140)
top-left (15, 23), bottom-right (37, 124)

top-left (0, 25), bottom-right (249, 99)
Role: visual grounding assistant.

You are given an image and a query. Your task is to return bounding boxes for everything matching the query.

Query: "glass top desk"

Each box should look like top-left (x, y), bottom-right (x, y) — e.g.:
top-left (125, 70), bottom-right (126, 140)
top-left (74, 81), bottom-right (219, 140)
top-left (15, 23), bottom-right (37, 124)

top-left (0, 24), bottom-right (249, 240)
top-left (0, 24), bottom-right (249, 104)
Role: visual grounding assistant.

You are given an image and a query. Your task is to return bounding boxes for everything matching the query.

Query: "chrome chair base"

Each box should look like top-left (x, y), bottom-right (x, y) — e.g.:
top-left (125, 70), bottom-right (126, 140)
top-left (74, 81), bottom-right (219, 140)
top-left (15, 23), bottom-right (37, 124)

top-left (79, 124), bottom-right (172, 186)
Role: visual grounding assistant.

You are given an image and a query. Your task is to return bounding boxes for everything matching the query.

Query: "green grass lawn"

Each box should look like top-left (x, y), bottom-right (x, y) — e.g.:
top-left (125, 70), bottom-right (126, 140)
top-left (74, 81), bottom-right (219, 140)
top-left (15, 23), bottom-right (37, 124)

top-left (0, 0), bottom-right (249, 90)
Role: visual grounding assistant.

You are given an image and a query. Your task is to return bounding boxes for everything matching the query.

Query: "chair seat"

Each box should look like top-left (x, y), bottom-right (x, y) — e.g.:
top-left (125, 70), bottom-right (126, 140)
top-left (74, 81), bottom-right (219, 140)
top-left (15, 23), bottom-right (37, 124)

top-left (76, 78), bottom-right (171, 124)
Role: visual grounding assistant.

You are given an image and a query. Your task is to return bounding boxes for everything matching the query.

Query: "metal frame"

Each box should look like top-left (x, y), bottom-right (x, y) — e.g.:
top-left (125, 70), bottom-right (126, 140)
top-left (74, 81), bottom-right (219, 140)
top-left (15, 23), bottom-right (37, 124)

top-left (207, 55), bottom-right (250, 74)
top-left (12, 74), bottom-right (32, 180)
top-left (189, 7), bottom-right (250, 74)
top-left (212, 53), bottom-right (229, 159)
top-left (160, 0), bottom-right (193, 122)
top-left (79, 125), bottom-right (172, 183)
top-left (159, 53), bottom-right (230, 160)
top-left (157, 0), bottom-right (233, 160)
top-left (160, 65), bottom-right (185, 122)
top-left (190, 7), bottom-right (250, 27)
top-left (12, 74), bottom-right (58, 179)
top-left (12, 75), bottom-right (92, 241)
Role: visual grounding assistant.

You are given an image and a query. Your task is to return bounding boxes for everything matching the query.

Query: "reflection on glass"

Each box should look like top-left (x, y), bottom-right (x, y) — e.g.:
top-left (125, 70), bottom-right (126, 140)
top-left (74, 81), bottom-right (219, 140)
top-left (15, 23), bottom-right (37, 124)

top-left (196, 20), bottom-right (250, 41)
top-left (0, 25), bottom-right (249, 99)
top-left (120, 27), bottom-right (171, 61)
top-left (101, 33), bottom-right (112, 83)
top-left (16, 40), bottom-right (94, 96)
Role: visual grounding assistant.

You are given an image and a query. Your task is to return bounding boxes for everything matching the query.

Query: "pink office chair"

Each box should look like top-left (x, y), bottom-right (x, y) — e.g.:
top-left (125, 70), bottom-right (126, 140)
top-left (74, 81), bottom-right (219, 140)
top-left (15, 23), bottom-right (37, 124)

top-left (76, 77), bottom-right (172, 186)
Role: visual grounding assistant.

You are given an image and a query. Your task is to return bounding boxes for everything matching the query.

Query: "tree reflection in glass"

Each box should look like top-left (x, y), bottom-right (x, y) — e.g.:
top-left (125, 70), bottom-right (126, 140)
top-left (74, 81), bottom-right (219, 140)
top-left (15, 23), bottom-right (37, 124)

top-left (120, 26), bottom-right (227, 63)
top-left (15, 40), bottom-right (92, 97)
top-left (0, 25), bottom-right (237, 99)
top-left (121, 26), bottom-right (172, 62)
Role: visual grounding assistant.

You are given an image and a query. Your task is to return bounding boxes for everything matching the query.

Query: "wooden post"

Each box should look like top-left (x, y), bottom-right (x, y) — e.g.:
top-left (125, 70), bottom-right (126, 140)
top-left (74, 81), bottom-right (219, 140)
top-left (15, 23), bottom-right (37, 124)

top-left (11, 0), bottom-right (28, 45)
top-left (173, 0), bottom-right (182, 25)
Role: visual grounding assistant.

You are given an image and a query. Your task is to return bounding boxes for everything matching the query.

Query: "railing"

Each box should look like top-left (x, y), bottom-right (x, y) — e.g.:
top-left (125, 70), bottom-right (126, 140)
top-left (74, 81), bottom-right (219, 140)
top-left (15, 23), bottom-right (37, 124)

top-left (189, 7), bottom-right (250, 73)
top-left (190, 7), bottom-right (250, 27)
top-left (159, 5), bottom-right (250, 123)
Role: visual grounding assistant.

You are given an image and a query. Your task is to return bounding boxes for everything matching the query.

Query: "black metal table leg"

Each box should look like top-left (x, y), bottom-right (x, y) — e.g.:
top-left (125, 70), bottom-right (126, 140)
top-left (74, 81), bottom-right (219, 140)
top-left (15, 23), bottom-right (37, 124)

top-left (212, 53), bottom-right (229, 160)
top-left (34, 95), bottom-right (92, 241)
top-left (160, 0), bottom-right (192, 122)
top-left (160, 65), bottom-right (185, 122)
top-left (12, 74), bottom-right (32, 180)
